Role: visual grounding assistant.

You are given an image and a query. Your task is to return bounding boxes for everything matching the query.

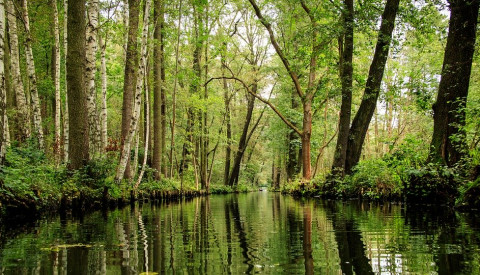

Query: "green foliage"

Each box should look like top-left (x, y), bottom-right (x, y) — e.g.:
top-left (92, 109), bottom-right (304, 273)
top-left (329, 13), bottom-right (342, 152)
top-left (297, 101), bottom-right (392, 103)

top-left (209, 185), bottom-right (233, 194)
top-left (0, 142), bottom-right (60, 208)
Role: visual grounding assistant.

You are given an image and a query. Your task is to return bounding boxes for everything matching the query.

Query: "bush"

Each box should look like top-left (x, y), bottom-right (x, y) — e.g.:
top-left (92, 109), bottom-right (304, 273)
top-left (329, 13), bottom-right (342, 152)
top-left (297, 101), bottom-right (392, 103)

top-left (346, 158), bottom-right (402, 200)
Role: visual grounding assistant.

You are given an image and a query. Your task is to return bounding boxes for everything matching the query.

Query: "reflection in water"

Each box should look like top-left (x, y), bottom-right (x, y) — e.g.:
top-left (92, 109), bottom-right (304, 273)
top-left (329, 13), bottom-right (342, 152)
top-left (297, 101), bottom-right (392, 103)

top-left (1, 193), bottom-right (480, 274)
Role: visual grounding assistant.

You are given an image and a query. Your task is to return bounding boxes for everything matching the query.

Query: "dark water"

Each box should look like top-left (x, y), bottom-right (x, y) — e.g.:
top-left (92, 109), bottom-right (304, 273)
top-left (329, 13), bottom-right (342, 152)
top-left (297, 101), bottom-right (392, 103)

top-left (1, 192), bottom-right (480, 274)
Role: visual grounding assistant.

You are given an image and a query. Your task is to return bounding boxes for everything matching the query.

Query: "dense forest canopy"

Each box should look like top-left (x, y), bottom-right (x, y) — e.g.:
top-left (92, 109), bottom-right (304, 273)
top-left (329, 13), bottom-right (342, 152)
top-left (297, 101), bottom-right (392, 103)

top-left (0, 0), bottom-right (479, 207)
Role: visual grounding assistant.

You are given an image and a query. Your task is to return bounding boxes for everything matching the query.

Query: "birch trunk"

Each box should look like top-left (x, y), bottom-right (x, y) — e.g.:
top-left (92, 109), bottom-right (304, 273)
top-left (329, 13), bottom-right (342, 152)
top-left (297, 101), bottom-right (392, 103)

top-left (86, 0), bottom-right (100, 156)
top-left (22, 0), bottom-right (44, 149)
top-left (115, 0), bottom-right (151, 182)
top-left (99, 34), bottom-right (108, 154)
top-left (135, 72), bottom-right (150, 189)
top-left (0, 0), bottom-right (6, 164)
top-left (52, 0), bottom-right (61, 164)
top-left (6, 0), bottom-right (29, 141)
top-left (63, 0), bottom-right (69, 162)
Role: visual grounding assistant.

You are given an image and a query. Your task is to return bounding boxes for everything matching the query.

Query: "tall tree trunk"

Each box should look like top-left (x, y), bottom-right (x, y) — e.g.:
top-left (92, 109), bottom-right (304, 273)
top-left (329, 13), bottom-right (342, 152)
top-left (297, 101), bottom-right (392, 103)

top-left (0, 0), bottom-right (6, 165)
top-left (22, 0), bottom-right (44, 149)
top-left (115, 0), bottom-right (150, 182)
top-left (63, 0), bottom-right (69, 162)
top-left (301, 98), bottom-right (313, 180)
top-left (332, 0), bottom-right (354, 177)
top-left (344, 0), bottom-right (399, 174)
top-left (429, 0), bottom-right (479, 166)
top-left (67, 0), bottom-right (89, 170)
top-left (170, 0), bottom-right (182, 178)
top-left (135, 71), bottom-right (150, 189)
top-left (6, 0), bottom-right (29, 142)
top-left (86, 0), bottom-right (100, 156)
top-left (223, 65), bottom-right (231, 186)
top-left (52, 0), bottom-right (61, 164)
top-left (120, 0), bottom-right (140, 179)
top-left (99, 34), bottom-right (108, 154)
top-left (228, 87), bottom-right (256, 187)
top-left (153, 0), bottom-right (165, 180)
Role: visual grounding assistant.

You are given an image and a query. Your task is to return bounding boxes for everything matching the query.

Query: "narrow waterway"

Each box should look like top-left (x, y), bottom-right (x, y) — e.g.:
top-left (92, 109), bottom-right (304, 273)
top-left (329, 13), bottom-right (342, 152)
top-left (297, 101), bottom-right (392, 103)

top-left (1, 192), bottom-right (479, 274)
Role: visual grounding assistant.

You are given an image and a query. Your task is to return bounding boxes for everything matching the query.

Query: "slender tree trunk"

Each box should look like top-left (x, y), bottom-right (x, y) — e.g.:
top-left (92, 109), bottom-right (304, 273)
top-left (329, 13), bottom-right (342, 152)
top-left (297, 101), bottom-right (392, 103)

top-left (153, 0), bottom-right (165, 180)
top-left (86, 0), bottom-right (100, 156)
top-left (332, 0), bottom-right (354, 177)
top-left (301, 98), bottom-right (312, 180)
top-left (67, 0), bottom-right (89, 170)
top-left (99, 34), bottom-right (108, 154)
top-left (135, 70), bottom-right (150, 189)
top-left (345, 0), bottom-right (399, 174)
top-left (120, 0), bottom-right (140, 180)
top-left (0, 0), bottom-right (6, 165)
top-left (52, 0), bottom-right (61, 164)
top-left (223, 65), bottom-right (231, 186)
top-left (6, 0), bottom-right (29, 142)
top-left (63, 0), bottom-right (69, 162)
top-left (170, 0), bottom-right (182, 178)
top-left (287, 90), bottom-right (300, 181)
top-left (22, 0), bottom-right (44, 149)
top-left (429, 0), bottom-right (479, 166)
top-left (115, 0), bottom-right (150, 182)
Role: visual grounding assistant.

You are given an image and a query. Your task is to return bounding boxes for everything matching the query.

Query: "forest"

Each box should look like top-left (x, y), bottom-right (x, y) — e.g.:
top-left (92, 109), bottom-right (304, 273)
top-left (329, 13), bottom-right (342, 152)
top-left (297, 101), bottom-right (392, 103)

top-left (0, 0), bottom-right (479, 212)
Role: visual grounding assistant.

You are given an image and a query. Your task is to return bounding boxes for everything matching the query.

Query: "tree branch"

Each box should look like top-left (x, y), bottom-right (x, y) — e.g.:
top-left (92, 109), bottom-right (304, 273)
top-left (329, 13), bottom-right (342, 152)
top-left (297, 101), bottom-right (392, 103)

top-left (247, 0), bottom-right (304, 99)
top-left (206, 76), bottom-right (303, 136)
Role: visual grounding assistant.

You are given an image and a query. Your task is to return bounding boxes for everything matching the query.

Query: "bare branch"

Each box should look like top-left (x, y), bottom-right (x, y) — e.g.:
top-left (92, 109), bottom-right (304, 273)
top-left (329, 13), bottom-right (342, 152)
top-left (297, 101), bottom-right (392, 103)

top-left (206, 76), bottom-right (303, 136)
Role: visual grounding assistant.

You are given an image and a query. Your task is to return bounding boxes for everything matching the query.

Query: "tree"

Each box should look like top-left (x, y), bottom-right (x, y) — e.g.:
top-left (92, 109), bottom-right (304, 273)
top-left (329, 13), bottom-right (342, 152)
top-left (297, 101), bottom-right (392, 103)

top-left (332, 0), bottom-right (354, 176)
top-left (67, 0), bottom-right (89, 169)
top-left (52, 0), bottom-right (61, 164)
top-left (153, 0), bottom-right (165, 180)
top-left (0, 0), bottom-right (6, 165)
top-left (344, 0), bottom-right (400, 174)
top-left (22, 0), bottom-right (44, 149)
top-left (86, 0), bottom-right (100, 155)
top-left (115, 0), bottom-right (151, 182)
top-left (6, 0), bottom-right (29, 142)
top-left (119, 0), bottom-right (140, 179)
top-left (429, 0), bottom-right (479, 166)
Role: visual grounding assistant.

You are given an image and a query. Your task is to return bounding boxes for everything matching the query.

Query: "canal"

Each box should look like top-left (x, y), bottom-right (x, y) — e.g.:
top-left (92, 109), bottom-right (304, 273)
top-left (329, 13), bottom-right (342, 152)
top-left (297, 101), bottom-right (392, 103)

top-left (1, 192), bottom-right (479, 274)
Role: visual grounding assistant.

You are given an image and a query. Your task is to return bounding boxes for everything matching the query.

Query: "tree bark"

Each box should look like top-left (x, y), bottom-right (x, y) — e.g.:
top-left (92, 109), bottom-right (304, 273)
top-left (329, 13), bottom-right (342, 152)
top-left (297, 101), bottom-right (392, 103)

top-left (345, 0), bottom-right (399, 174)
top-left (6, 0), bottom-right (29, 142)
top-left (287, 90), bottom-right (300, 181)
top-left (120, 0), bottom-right (140, 179)
top-left (67, 0), bottom-right (89, 170)
top-left (153, 0), bottom-right (165, 180)
top-left (115, 0), bottom-right (150, 182)
top-left (85, 0), bottom-right (100, 156)
top-left (63, 0), bottom-right (69, 162)
top-left (52, 0), bottom-right (61, 164)
top-left (332, 0), bottom-right (354, 176)
top-left (429, 0), bottom-right (479, 166)
top-left (0, 0), bottom-right (6, 165)
top-left (99, 34), bottom-right (108, 154)
top-left (22, 0), bottom-right (44, 149)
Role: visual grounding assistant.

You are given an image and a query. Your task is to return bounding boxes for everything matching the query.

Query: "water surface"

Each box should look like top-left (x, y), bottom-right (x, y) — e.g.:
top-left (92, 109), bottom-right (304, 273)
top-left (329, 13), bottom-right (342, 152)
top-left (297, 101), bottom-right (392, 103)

top-left (1, 192), bottom-right (480, 274)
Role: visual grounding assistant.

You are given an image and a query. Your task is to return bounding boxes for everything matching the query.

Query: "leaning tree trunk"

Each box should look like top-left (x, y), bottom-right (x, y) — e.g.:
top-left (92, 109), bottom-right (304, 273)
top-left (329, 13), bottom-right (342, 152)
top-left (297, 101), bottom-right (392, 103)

top-left (22, 0), bottom-right (44, 149)
top-left (0, 0), bottom-right (6, 165)
top-left (6, 0), bottom-right (29, 142)
top-left (120, 0), bottom-right (140, 180)
top-left (52, 0), bottom-right (61, 164)
top-left (228, 87), bottom-right (256, 187)
top-left (67, 0), bottom-right (89, 170)
top-left (332, 0), bottom-right (354, 177)
top-left (115, 0), bottom-right (150, 182)
top-left (429, 0), bottom-right (479, 166)
top-left (85, 0), bottom-right (100, 156)
top-left (344, 0), bottom-right (399, 174)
